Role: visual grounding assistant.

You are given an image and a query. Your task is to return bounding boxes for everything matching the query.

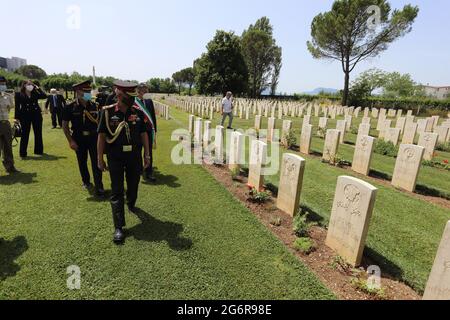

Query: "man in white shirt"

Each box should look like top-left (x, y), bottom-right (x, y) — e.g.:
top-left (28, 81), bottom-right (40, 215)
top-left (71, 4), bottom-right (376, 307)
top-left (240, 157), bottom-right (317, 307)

top-left (221, 91), bottom-right (233, 129)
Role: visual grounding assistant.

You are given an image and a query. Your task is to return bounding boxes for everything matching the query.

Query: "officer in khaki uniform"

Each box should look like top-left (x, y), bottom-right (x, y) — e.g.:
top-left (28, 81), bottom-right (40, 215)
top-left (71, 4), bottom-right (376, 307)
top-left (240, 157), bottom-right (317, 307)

top-left (62, 80), bottom-right (104, 196)
top-left (97, 80), bottom-right (150, 244)
top-left (0, 76), bottom-right (19, 174)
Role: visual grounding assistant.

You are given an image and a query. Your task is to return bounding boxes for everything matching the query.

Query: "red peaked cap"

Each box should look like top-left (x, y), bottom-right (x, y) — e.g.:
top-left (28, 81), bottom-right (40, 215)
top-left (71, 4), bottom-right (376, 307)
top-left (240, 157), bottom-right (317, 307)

top-left (114, 80), bottom-right (138, 97)
top-left (72, 80), bottom-right (91, 91)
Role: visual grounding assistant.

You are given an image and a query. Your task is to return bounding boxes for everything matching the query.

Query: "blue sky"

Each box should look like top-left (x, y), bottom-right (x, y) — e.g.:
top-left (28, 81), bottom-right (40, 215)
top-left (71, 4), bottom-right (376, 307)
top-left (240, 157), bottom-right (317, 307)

top-left (1, 0), bottom-right (449, 93)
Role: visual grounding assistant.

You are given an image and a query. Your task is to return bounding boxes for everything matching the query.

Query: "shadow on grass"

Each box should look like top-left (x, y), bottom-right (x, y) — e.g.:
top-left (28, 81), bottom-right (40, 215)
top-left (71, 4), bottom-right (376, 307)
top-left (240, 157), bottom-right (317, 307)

top-left (23, 154), bottom-right (67, 162)
top-left (364, 247), bottom-right (405, 283)
top-left (142, 168), bottom-right (181, 188)
top-left (0, 172), bottom-right (37, 185)
top-left (299, 204), bottom-right (325, 226)
top-left (0, 236), bottom-right (28, 281)
top-left (86, 189), bottom-right (111, 203)
top-left (415, 184), bottom-right (450, 201)
top-left (369, 170), bottom-right (392, 181)
top-left (128, 208), bottom-right (192, 251)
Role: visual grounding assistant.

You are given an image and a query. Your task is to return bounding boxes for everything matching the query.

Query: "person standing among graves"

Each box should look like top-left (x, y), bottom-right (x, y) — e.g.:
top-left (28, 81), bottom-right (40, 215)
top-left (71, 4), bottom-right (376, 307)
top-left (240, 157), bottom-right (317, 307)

top-left (45, 88), bottom-right (66, 129)
top-left (62, 80), bottom-right (105, 196)
top-left (135, 83), bottom-right (157, 182)
top-left (221, 91), bottom-right (233, 129)
top-left (97, 80), bottom-right (150, 244)
top-left (0, 76), bottom-right (19, 174)
top-left (14, 80), bottom-right (47, 159)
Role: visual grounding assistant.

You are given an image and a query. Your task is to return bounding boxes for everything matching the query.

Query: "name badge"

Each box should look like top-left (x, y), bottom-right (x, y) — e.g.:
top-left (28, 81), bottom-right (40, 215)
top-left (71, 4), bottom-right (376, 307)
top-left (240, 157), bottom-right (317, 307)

top-left (82, 131), bottom-right (90, 136)
top-left (123, 145), bottom-right (132, 152)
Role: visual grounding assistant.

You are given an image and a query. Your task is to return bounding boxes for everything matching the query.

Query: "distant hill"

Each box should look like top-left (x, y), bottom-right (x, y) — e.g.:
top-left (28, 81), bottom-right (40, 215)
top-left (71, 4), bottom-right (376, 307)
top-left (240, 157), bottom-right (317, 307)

top-left (302, 87), bottom-right (339, 95)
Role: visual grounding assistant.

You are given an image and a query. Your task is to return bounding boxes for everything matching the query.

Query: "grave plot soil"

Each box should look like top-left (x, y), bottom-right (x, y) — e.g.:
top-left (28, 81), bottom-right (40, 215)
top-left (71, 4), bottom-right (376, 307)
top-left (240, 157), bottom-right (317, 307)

top-left (203, 163), bottom-right (421, 301)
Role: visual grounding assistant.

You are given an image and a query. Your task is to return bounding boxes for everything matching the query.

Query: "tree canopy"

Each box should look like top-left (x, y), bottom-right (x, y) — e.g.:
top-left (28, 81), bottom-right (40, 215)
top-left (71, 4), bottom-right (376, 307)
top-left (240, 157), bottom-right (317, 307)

top-left (15, 65), bottom-right (47, 80)
top-left (307, 0), bottom-right (419, 105)
top-left (194, 30), bottom-right (248, 96)
top-left (241, 17), bottom-right (282, 97)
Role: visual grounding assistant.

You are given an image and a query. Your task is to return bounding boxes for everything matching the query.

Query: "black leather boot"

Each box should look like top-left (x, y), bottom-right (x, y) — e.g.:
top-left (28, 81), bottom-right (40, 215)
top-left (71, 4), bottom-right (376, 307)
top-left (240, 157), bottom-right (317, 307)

top-left (113, 228), bottom-right (125, 244)
top-left (111, 200), bottom-right (126, 244)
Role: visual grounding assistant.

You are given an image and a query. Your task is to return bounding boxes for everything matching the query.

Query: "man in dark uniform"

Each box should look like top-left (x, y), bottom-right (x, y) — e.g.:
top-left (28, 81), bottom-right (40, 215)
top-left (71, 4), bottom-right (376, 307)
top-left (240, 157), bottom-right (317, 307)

top-left (95, 86), bottom-right (109, 108)
top-left (62, 80), bottom-right (105, 196)
top-left (135, 83), bottom-right (157, 182)
top-left (105, 85), bottom-right (118, 106)
top-left (97, 80), bottom-right (150, 244)
top-left (45, 88), bottom-right (66, 129)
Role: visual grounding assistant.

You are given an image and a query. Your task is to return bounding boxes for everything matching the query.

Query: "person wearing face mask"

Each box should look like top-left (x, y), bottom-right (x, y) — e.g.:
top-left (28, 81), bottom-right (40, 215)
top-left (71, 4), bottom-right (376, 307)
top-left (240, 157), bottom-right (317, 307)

top-left (97, 80), bottom-right (150, 244)
top-left (0, 76), bottom-right (19, 174)
top-left (14, 80), bottom-right (47, 159)
top-left (45, 88), bottom-right (66, 129)
top-left (62, 80), bottom-right (105, 196)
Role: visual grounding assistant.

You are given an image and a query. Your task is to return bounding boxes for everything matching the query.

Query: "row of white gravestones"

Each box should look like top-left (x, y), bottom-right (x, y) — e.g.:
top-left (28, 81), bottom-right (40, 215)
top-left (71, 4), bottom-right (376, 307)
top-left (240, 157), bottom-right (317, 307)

top-left (214, 120), bottom-right (449, 298)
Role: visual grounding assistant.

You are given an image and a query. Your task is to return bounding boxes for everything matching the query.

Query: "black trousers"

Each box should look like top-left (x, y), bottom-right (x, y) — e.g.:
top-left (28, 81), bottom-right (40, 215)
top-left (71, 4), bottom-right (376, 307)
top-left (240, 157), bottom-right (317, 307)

top-left (51, 108), bottom-right (63, 128)
top-left (74, 133), bottom-right (103, 189)
top-left (19, 113), bottom-right (43, 158)
top-left (144, 131), bottom-right (154, 177)
top-left (107, 149), bottom-right (143, 229)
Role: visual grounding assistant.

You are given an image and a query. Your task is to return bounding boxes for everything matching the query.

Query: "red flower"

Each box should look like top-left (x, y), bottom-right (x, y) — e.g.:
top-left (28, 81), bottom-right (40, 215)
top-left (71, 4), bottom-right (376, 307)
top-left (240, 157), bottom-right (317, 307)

top-left (444, 160), bottom-right (449, 165)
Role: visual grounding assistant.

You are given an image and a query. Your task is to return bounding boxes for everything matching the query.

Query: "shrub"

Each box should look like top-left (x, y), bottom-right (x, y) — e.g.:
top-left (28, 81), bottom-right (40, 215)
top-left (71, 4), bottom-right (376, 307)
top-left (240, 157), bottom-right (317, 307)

top-left (270, 216), bottom-right (282, 227)
top-left (230, 167), bottom-right (240, 180)
top-left (436, 142), bottom-right (450, 152)
top-left (284, 129), bottom-right (298, 149)
top-left (374, 140), bottom-right (399, 157)
top-left (293, 209), bottom-right (317, 237)
top-left (422, 160), bottom-right (450, 171)
top-left (351, 277), bottom-right (387, 300)
top-left (316, 127), bottom-right (326, 139)
top-left (350, 126), bottom-right (359, 135)
top-left (248, 188), bottom-right (270, 203)
top-left (293, 237), bottom-right (315, 254)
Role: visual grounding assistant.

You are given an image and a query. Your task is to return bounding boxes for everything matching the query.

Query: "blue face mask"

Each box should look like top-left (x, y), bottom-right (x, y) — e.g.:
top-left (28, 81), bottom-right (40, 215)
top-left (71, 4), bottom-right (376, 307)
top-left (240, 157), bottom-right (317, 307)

top-left (83, 92), bottom-right (92, 101)
top-left (0, 85), bottom-right (7, 92)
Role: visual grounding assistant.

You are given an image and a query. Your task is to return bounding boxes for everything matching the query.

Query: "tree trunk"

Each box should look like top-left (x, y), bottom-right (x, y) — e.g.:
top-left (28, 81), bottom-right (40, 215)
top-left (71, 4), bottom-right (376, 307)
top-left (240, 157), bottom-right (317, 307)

top-left (342, 71), bottom-right (350, 106)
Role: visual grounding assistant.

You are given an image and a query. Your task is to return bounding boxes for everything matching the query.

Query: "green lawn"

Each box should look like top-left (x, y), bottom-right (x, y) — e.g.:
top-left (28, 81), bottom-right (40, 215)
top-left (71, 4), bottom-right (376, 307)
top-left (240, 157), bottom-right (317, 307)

top-left (167, 102), bottom-right (450, 294)
top-left (0, 113), bottom-right (334, 300)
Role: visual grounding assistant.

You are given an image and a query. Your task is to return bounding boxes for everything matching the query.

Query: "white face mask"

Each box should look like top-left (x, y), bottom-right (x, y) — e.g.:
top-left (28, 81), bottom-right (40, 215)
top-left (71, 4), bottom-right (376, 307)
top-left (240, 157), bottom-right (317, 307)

top-left (26, 85), bottom-right (34, 92)
top-left (0, 85), bottom-right (6, 92)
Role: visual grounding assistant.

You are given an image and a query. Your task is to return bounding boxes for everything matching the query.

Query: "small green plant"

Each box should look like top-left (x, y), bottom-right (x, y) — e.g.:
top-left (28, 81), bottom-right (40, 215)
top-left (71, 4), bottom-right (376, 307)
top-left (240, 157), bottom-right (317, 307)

top-left (436, 142), bottom-right (450, 152)
top-left (293, 237), bottom-right (315, 254)
top-left (293, 209), bottom-right (316, 237)
top-left (270, 216), bottom-right (282, 227)
top-left (374, 139), bottom-right (399, 157)
top-left (230, 167), bottom-right (240, 180)
top-left (248, 188), bottom-right (271, 204)
top-left (351, 277), bottom-right (387, 300)
top-left (316, 127), bottom-right (326, 139)
top-left (284, 129), bottom-right (298, 149)
top-left (329, 255), bottom-right (352, 274)
top-left (422, 159), bottom-right (450, 171)
top-left (333, 154), bottom-right (351, 168)
top-left (350, 126), bottom-right (359, 135)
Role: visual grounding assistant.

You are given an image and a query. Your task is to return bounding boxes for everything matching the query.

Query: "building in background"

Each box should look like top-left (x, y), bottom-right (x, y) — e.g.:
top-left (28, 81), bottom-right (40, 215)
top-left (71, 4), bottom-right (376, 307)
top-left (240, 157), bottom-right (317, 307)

top-left (0, 56), bottom-right (27, 72)
top-left (0, 57), bottom-right (7, 70)
top-left (422, 85), bottom-right (450, 100)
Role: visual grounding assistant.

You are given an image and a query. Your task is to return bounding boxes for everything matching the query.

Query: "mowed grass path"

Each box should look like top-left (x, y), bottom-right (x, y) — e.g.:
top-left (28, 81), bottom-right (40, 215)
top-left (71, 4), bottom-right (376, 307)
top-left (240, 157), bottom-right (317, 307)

top-left (0, 113), bottom-right (333, 300)
top-left (167, 104), bottom-right (450, 293)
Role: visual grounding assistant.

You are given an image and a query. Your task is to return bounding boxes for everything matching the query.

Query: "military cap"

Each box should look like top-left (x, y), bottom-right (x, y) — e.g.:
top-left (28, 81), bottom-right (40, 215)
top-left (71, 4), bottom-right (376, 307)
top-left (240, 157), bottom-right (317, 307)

top-left (72, 80), bottom-right (92, 91)
top-left (114, 80), bottom-right (138, 97)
